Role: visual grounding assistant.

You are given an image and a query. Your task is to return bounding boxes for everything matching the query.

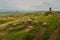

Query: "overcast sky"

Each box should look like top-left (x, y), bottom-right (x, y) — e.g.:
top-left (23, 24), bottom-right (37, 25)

top-left (0, 0), bottom-right (60, 11)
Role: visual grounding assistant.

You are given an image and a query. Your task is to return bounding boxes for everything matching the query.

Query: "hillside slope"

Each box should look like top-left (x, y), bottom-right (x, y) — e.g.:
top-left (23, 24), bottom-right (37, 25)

top-left (0, 12), bottom-right (60, 40)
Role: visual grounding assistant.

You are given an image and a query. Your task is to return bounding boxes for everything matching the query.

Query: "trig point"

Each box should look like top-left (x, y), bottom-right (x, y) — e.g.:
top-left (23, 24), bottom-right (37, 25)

top-left (49, 7), bottom-right (55, 13)
top-left (49, 7), bottom-right (52, 12)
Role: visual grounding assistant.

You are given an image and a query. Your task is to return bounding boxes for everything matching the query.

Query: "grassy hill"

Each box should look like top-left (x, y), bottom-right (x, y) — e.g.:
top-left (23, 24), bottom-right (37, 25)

top-left (0, 12), bottom-right (60, 40)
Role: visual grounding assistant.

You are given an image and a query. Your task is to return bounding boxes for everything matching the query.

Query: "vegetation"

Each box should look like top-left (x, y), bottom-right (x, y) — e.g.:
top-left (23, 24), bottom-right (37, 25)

top-left (0, 12), bottom-right (60, 40)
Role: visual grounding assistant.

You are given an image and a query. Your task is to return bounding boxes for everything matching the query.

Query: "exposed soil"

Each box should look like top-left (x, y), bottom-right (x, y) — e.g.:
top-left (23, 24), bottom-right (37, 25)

top-left (48, 28), bottom-right (59, 40)
top-left (48, 17), bottom-right (60, 40)
top-left (33, 26), bottom-right (46, 40)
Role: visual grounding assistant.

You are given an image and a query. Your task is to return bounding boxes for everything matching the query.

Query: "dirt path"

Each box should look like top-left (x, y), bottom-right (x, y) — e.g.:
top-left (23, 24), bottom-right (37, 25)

top-left (33, 26), bottom-right (46, 40)
top-left (48, 28), bottom-right (59, 40)
top-left (48, 16), bottom-right (60, 40)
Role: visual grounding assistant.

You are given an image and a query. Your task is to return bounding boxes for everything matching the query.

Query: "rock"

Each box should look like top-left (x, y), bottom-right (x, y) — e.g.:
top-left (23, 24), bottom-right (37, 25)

top-left (42, 22), bottom-right (47, 27)
top-left (28, 26), bottom-right (32, 29)
top-left (27, 19), bottom-right (32, 22)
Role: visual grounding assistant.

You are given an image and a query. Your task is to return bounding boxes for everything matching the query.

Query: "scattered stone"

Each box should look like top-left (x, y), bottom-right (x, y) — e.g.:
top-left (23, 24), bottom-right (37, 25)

top-left (28, 26), bottom-right (32, 29)
top-left (42, 22), bottom-right (47, 27)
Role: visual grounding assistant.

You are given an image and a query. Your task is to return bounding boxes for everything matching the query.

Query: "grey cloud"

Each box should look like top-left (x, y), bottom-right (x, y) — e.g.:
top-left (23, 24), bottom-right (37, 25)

top-left (0, 0), bottom-right (60, 11)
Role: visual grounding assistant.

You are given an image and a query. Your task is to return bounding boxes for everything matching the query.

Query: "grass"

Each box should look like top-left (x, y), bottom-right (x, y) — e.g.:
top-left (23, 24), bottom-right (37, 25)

top-left (0, 20), bottom-right (12, 24)
top-left (57, 29), bottom-right (60, 40)
top-left (7, 31), bottom-right (27, 40)
top-left (0, 12), bottom-right (60, 40)
top-left (24, 22), bottom-right (41, 40)
top-left (41, 15), bottom-right (58, 40)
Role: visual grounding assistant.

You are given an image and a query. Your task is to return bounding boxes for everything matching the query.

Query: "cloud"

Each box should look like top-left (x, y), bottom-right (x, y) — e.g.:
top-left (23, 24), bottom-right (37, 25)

top-left (0, 0), bottom-right (60, 11)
